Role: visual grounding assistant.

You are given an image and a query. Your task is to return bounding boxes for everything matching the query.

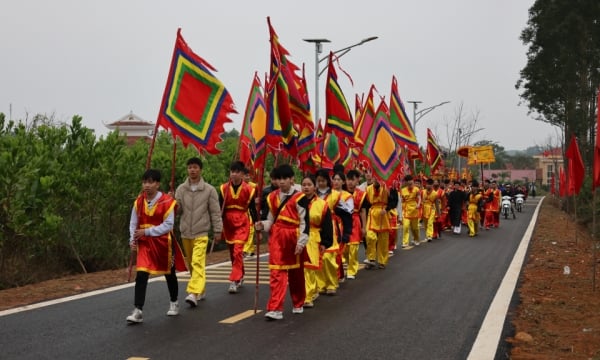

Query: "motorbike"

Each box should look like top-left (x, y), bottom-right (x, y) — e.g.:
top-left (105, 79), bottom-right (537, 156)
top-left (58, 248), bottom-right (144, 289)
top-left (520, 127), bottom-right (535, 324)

top-left (501, 195), bottom-right (514, 219)
top-left (515, 194), bottom-right (525, 213)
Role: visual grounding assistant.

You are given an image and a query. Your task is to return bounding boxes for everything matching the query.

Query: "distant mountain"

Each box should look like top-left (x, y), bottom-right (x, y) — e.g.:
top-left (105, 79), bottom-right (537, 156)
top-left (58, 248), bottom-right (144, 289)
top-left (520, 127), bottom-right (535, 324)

top-left (505, 145), bottom-right (543, 157)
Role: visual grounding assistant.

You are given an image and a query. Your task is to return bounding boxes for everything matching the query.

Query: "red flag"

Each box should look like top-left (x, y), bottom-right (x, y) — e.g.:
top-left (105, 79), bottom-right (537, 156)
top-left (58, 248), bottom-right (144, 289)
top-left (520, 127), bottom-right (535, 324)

top-left (426, 128), bottom-right (443, 174)
top-left (238, 73), bottom-right (266, 169)
top-left (565, 135), bottom-right (585, 195)
top-left (559, 167), bottom-right (566, 197)
top-left (593, 88), bottom-right (600, 190)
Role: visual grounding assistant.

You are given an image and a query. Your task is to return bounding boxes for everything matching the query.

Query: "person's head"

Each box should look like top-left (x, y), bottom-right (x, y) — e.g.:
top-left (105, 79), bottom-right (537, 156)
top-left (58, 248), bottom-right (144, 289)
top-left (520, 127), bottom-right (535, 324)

top-left (269, 167), bottom-right (280, 189)
top-left (484, 179), bottom-right (491, 189)
top-left (333, 163), bottom-right (345, 175)
top-left (315, 169), bottom-right (332, 190)
top-left (471, 180), bottom-right (480, 191)
top-left (186, 157), bottom-right (203, 181)
top-left (433, 179), bottom-right (440, 189)
top-left (229, 160), bottom-right (245, 184)
top-left (331, 172), bottom-right (346, 191)
top-left (404, 174), bottom-right (414, 188)
top-left (491, 180), bottom-right (498, 189)
top-left (346, 169), bottom-right (361, 191)
top-left (453, 181), bottom-right (461, 190)
top-left (301, 174), bottom-right (317, 198)
top-left (364, 169), bottom-right (373, 184)
top-left (242, 167), bottom-right (252, 183)
top-left (425, 178), bottom-right (434, 190)
top-left (277, 164), bottom-right (295, 192)
top-left (142, 169), bottom-right (162, 197)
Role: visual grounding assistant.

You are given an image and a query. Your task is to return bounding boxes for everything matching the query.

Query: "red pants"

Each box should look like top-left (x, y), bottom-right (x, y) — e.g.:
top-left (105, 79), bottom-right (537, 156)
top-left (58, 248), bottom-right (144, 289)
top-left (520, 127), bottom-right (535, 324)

top-left (388, 229), bottom-right (398, 251)
top-left (266, 265), bottom-right (305, 311)
top-left (228, 243), bottom-right (245, 282)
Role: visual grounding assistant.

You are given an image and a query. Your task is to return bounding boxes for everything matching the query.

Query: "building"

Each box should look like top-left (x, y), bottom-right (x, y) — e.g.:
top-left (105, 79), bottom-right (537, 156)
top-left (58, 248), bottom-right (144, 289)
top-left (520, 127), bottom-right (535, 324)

top-left (104, 111), bottom-right (154, 146)
top-left (481, 169), bottom-right (537, 185)
top-left (532, 147), bottom-right (564, 186)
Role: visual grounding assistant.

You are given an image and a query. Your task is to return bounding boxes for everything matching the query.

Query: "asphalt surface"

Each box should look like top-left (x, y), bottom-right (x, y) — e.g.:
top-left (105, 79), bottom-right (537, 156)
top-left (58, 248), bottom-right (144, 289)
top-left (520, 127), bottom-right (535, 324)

top-left (0, 198), bottom-right (541, 360)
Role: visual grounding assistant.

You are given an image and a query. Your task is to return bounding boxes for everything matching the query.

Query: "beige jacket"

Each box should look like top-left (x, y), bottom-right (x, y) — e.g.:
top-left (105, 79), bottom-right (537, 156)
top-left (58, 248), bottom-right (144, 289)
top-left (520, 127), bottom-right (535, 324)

top-left (175, 177), bottom-right (223, 239)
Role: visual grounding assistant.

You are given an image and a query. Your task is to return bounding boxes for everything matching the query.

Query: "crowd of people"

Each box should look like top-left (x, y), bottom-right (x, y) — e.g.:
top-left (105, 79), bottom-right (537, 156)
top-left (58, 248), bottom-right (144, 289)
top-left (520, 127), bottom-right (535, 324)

top-left (125, 160), bottom-right (529, 323)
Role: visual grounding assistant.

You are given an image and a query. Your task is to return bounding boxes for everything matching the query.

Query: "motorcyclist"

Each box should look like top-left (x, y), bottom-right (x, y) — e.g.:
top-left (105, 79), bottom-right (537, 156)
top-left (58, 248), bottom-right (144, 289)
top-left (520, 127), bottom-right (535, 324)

top-left (501, 183), bottom-right (516, 218)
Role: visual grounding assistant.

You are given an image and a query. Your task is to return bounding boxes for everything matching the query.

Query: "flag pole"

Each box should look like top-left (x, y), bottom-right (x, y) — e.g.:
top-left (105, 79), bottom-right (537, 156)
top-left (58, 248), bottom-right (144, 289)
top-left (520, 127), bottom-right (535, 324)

top-left (593, 189), bottom-right (597, 291)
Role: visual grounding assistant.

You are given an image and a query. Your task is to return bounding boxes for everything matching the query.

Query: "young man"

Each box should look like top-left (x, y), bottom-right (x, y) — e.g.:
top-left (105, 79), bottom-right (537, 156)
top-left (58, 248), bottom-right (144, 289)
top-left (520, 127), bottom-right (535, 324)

top-left (364, 178), bottom-right (394, 268)
top-left (447, 181), bottom-right (466, 235)
top-left (421, 179), bottom-right (440, 242)
top-left (126, 169), bottom-right (187, 324)
top-left (220, 161), bottom-right (258, 294)
top-left (255, 164), bottom-right (310, 320)
top-left (467, 181), bottom-right (483, 237)
top-left (242, 167), bottom-right (258, 258)
top-left (400, 175), bottom-right (421, 248)
top-left (175, 157), bottom-right (223, 308)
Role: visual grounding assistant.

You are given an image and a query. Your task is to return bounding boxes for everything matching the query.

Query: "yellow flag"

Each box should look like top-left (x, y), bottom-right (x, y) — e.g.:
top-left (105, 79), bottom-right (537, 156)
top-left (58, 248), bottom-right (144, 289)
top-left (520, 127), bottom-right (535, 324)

top-left (468, 145), bottom-right (495, 165)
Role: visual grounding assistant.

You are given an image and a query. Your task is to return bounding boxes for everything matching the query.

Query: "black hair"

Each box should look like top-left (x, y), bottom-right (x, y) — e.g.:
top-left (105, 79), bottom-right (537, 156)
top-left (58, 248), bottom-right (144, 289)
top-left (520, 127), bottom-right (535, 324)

top-left (277, 164), bottom-right (294, 179)
top-left (404, 174), bottom-right (413, 181)
top-left (270, 167), bottom-right (281, 180)
top-left (315, 168), bottom-right (332, 188)
top-left (243, 167), bottom-right (250, 175)
top-left (426, 178), bottom-right (434, 185)
top-left (333, 163), bottom-right (345, 174)
top-left (302, 174), bottom-right (317, 186)
top-left (346, 169), bottom-right (361, 180)
top-left (186, 157), bottom-right (203, 168)
top-left (230, 160), bottom-right (245, 172)
top-left (142, 169), bottom-right (161, 182)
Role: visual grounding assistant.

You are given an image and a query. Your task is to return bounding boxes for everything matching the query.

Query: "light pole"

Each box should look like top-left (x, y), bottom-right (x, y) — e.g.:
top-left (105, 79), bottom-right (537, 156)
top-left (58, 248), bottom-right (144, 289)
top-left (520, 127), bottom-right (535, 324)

top-left (407, 100), bottom-right (451, 137)
top-left (304, 36), bottom-right (378, 122)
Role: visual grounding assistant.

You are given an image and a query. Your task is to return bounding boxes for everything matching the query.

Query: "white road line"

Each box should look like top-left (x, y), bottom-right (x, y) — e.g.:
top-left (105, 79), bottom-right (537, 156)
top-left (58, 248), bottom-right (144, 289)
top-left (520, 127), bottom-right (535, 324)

top-left (0, 254), bottom-right (269, 317)
top-left (467, 197), bottom-right (544, 359)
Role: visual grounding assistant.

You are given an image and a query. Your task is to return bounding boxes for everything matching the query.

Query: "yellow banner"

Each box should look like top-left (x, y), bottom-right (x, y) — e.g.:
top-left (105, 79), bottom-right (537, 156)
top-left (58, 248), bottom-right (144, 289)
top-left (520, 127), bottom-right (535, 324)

top-left (468, 145), bottom-right (495, 165)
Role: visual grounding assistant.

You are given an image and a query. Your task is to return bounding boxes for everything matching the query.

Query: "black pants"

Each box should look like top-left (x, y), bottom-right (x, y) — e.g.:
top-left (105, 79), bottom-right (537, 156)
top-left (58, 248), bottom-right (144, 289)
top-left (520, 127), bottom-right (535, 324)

top-left (134, 267), bottom-right (178, 310)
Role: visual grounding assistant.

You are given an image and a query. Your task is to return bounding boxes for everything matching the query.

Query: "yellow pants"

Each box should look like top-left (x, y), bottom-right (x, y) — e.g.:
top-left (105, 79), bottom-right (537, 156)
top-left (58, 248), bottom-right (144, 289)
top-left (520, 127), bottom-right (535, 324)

top-left (366, 231), bottom-right (389, 265)
top-left (243, 226), bottom-right (255, 254)
top-left (316, 252), bottom-right (338, 291)
top-left (422, 213), bottom-right (435, 239)
top-left (402, 218), bottom-right (420, 246)
top-left (344, 243), bottom-right (360, 276)
top-left (304, 268), bottom-right (319, 302)
top-left (467, 214), bottom-right (479, 236)
top-left (182, 236), bottom-right (208, 295)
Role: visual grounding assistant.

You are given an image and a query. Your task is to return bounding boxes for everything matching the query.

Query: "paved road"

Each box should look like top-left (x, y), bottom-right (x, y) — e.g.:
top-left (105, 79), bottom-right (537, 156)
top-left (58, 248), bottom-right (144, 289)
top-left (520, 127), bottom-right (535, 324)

top-left (0, 198), bottom-right (542, 360)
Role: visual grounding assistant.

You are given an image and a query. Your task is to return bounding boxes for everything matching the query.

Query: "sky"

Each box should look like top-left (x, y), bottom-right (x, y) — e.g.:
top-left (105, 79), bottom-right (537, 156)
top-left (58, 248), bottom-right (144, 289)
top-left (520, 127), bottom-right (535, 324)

top-left (0, 0), bottom-right (559, 151)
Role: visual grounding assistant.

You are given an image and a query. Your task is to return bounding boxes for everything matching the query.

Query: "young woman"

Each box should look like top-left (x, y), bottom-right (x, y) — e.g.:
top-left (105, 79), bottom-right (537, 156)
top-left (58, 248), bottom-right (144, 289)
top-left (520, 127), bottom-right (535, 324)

top-left (301, 174), bottom-right (333, 307)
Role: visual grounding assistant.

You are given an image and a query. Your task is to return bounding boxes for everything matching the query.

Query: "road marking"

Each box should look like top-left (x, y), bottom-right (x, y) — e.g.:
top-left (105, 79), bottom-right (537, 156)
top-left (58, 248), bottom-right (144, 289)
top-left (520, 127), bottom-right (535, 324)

top-left (127, 358), bottom-right (150, 360)
top-left (467, 197), bottom-right (544, 359)
top-left (219, 309), bottom-right (262, 324)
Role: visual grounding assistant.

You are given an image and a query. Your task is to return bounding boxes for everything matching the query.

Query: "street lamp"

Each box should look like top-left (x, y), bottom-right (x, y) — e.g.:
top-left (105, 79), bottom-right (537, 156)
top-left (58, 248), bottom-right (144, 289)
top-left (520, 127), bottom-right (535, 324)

top-left (407, 100), bottom-right (451, 137)
top-left (304, 36), bottom-right (378, 122)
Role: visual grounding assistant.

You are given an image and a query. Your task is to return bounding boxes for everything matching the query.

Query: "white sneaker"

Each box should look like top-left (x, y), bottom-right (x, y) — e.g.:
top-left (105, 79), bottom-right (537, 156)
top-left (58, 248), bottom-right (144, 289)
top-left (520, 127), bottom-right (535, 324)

top-left (264, 310), bottom-right (283, 320)
top-left (292, 307), bottom-right (304, 314)
top-left (236, 278), bottom-right (244, 288)
top-left (126, 308), bottom-right (143, 324)
top-left (185, 293), bottom-right (198, 307)
top-left (413, 240), bottom-right (420, 246)
top-left (167, 301), bottom-right (179, 316)
top-left (228, 282), bottom-right (238, 294)
top-left (346, 275), bottom-right (355, 280)
top-left (198, 292), bottom-right (206, 301)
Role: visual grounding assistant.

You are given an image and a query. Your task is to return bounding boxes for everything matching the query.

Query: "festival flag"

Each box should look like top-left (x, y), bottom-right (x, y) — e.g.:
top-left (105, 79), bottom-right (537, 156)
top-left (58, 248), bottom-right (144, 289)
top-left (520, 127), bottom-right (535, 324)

top-left (565, 135), bottom-right (585, 195)
top-left (238, 73), bottom-right (266, 169)
top-left (559, 167), bottom-right (566, 197)
top-left (296, 64), bottom-right (317, 172)
top-left (389, 76), bottom-right (418, 154)
top-left (354, 85), bottom-right (375, 146)
top-left (593, 88), bottom-right (600, 190)
top-left (359, 99), bottom-right (402, 186)
top-left (426, 128), bottom-right (443, 174)
top-left (266, 17), bottom-right (297, 155)
top-left (324, 52), bottom-right (354, 140)
top-left (156, 29), bottom-right (236, 154)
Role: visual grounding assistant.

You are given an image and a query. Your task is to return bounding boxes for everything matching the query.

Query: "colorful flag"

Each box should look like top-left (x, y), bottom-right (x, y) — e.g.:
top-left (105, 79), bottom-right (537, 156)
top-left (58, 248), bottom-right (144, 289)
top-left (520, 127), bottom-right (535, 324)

top-left (238, 73), bottom-right (266, 169)
top-left (426, 128), bottom-right (443, 174)
top-left (565, 135), bottom-right (584, 195)
top-left (296, 64), bottom-right (317, 172)
top-left (266, 17), bottom-right (297, 155)
top-left (324, 52), bottom-right (354, 140)
top-left (389, 76), bottom-right (418, 154)
top-left (594, 88), bottom-right (600, 191)
top-left (359, 99), bottom-right (402, 186)
top-left (156, 29), bottom-right (236, 155)
top-left (354, 86), bottom-right (375, 146)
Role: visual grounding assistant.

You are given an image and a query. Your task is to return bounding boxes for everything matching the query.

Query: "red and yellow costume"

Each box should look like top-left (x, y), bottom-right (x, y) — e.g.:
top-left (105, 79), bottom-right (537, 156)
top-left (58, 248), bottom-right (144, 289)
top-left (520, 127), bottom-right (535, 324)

top-left (304, 196), bottom-right (333, 303)
top-left (366, 184), bottom-right (391, 265)
top-left (221, 181), bottom-right (256, 283)
top-left (316, 189), bottom-right (343, 292)
top-left (467, 192), bottom-right (482, 236)
top-left (421, 188), bottom-right (439, 240)
top-left (265, 190), bottom-right (308, 312)
top-left (134, 193), bottom-right (186, 274)
top-left (346, 188), bottom-right (366, 276)
top-left (401, 185), bottom-right (421, 247)
top-left (484, 188), bottom-right (501, 228)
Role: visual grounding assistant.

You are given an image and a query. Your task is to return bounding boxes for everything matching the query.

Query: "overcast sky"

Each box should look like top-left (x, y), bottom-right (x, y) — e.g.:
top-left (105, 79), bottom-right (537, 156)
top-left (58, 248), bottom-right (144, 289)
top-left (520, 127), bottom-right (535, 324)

top-left (0, 0), bottom-right (558, 151)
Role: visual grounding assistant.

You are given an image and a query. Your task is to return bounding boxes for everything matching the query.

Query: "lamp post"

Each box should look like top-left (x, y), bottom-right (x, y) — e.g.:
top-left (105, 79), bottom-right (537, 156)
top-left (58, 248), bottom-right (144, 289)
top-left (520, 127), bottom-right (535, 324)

top-left (304, 36), bottom-right (378, 122)
top-left (407, 100), bottom-right (451, 137)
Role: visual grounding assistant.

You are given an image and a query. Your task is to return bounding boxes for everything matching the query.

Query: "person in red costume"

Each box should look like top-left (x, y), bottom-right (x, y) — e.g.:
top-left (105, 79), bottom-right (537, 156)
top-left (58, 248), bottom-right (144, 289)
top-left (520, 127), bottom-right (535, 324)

top-left (255, 164), bottom-right (310, 320)
top-left (126, 169), bottom-right (187, 324)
